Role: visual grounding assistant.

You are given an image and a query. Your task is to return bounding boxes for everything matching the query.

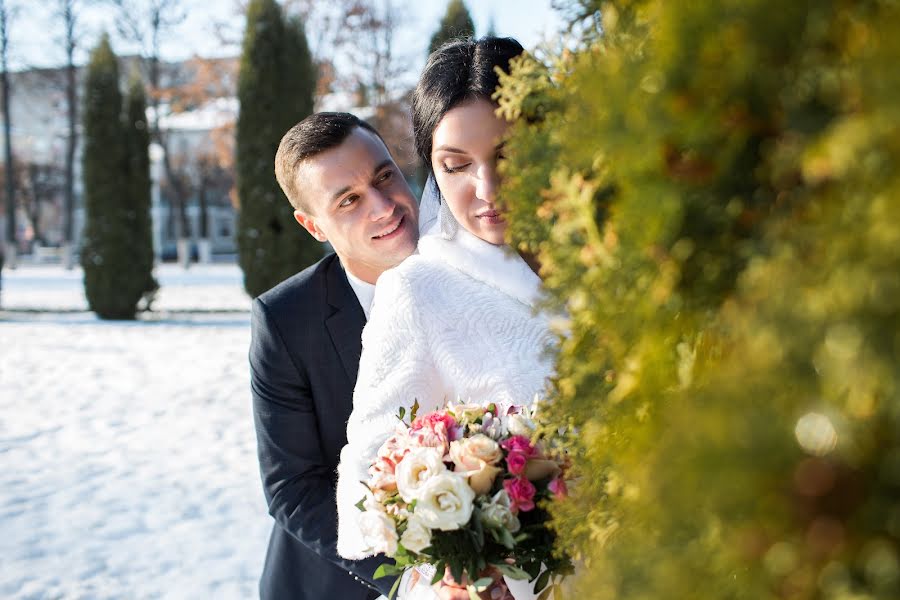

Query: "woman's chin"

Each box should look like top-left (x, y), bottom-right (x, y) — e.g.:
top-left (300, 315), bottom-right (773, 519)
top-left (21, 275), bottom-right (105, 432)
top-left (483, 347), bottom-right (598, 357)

top-left (464, 220), bottom-right (507, 246)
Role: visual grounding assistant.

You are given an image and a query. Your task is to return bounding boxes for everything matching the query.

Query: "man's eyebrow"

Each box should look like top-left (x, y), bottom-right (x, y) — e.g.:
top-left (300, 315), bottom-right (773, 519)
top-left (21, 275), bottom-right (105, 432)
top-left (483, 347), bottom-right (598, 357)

top-left (329, 160), bottom-right (395, 204)
top-left (330, 184), bottom-right (353, 204)
top-left (372, 159), bottom-right (393, 176)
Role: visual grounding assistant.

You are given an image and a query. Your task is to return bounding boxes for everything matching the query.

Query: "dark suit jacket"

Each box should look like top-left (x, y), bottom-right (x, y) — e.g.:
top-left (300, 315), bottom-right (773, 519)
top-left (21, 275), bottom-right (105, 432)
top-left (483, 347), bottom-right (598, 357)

top-left (251, 253), bottom-right (394, 600)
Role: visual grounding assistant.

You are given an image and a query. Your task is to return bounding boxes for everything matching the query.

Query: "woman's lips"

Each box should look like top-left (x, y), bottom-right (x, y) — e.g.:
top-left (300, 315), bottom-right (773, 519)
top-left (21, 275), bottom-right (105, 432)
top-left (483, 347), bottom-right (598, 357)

top-left (476, 210), bottom-right (504, 225)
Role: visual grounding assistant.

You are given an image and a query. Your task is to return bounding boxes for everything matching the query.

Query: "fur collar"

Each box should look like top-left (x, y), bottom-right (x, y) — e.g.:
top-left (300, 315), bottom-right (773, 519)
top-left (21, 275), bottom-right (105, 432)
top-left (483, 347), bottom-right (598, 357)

top-left (417, 227), bottom-right (543, 308)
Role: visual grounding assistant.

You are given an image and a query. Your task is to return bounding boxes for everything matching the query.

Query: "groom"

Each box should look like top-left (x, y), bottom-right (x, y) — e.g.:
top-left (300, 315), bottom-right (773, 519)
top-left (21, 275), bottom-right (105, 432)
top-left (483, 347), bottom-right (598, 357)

top-left (251, 112), bottom-right (419, 599)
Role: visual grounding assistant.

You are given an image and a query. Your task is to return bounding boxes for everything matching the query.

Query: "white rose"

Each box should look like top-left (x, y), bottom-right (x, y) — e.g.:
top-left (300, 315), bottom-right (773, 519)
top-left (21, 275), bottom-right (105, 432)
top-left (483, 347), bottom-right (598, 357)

top-left (395, 447), bottom-right (447, 503)
top-left (450, 402), bottom-right (486, 424)
top-left (450, 434), bottom-right (503, 466)
top-left (414, 472), bottom-right (475, 531)
top-left (449, 434), bottom-right (503, 495)
top-left (507, 412), bottom-right (536, 437)
top-left (400, 515), bottom-right (432, 553)
top-left (359, 509), bottom-right (398, 556)
top-left (480, 490), bottom-right (521, 533)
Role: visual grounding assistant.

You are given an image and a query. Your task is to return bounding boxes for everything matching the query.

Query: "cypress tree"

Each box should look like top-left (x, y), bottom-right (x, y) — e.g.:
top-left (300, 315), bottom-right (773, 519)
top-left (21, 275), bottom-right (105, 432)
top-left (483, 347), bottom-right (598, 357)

top-left (236, 0), bottom-right (319, 298)
top-left (428, 0), bottom-right (475, 55)
top-left (124, 75), bottom-right (158, 306)
top-left (80, 35), bottom-right (145, 319)
top-left (497, 1), bottom-right (900, 598)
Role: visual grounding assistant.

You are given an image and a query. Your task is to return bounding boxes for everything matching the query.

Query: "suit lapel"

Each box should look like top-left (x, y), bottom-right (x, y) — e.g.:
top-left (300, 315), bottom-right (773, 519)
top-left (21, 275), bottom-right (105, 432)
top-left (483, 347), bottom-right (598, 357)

top-left (324, 257), bottom-right (367, 384)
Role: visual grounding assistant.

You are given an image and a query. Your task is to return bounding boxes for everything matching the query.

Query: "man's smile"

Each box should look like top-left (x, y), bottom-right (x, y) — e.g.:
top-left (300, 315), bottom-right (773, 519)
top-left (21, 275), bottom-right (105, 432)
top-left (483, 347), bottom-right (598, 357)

top-left (372, 215), bottom-right (405, 240)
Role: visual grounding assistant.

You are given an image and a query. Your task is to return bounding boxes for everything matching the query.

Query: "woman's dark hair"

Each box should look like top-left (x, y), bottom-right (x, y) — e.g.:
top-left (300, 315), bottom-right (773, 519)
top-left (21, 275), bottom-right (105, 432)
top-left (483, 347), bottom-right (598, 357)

top-left (412, 36), bottom-right (524, 171)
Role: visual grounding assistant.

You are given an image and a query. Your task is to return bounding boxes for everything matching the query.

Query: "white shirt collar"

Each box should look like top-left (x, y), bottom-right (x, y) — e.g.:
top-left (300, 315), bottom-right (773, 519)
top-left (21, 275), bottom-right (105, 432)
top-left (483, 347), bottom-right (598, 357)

top-left (343, 264), bottom-right (376, 319)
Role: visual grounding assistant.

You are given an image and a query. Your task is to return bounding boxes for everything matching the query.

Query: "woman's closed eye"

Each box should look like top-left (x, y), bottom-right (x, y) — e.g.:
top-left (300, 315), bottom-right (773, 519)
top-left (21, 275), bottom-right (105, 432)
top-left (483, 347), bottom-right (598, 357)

top-left (441, 162), bottom-right (470, 174)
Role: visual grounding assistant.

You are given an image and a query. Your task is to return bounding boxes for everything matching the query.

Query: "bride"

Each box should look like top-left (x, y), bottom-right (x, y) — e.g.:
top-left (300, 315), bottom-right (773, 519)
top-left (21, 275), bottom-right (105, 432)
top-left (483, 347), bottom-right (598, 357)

top-left (336, 37), bottom-right (552, 600)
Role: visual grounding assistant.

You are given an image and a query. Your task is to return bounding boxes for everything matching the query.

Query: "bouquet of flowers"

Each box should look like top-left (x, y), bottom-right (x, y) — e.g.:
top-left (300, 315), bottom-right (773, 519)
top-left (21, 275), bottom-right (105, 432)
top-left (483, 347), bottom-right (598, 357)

top-left (357, 401), bottom-right (572, 599)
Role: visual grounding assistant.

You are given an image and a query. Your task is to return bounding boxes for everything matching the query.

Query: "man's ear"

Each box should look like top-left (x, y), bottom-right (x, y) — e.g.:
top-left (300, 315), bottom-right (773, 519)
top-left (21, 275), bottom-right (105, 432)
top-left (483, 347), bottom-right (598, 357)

top-left (294, 209), bottom-right (328, 243)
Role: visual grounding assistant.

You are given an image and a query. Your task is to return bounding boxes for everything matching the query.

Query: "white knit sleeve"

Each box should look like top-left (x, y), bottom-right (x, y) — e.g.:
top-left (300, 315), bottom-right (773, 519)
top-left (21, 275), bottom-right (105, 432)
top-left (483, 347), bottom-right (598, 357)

top-left (336, 268), bottom-right (440, 559)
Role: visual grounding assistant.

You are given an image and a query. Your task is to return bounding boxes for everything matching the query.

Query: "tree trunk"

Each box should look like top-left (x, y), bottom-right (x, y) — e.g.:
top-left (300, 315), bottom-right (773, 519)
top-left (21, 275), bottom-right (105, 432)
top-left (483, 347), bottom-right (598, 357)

top-left (198, 173), bottom-right (210, 263)
top-left (26, 165), bottom-right (43, 249)
top-left (62, 0), bottom-right (77, 269)
top-left (1, 0), bottom-right (15, 269)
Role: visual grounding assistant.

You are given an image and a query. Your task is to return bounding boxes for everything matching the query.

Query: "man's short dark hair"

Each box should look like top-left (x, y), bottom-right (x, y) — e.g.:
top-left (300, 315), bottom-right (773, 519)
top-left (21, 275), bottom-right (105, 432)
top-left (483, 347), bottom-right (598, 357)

top-left (275, 112), bottom-right (382, 212)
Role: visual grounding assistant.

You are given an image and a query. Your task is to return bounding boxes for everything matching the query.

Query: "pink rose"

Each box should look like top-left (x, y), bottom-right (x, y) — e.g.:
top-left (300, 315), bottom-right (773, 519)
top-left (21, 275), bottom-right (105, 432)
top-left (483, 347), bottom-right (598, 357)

top-left (506, 451), bottom-right (528, 476)
top-left (410, 411), bottom-right (463, 453)
top-left (410, 425), bottom-right (450, 454)
top-left (376, 431), bottom-right (411, 470)
top-left (501, 435), bottom-right (537, 458)
top-left (548, 476), bottom-right (568, 499)
top-left (412, 411), bottom-right (459, 436)
top-left (503, 477), bottom-right (536, 513)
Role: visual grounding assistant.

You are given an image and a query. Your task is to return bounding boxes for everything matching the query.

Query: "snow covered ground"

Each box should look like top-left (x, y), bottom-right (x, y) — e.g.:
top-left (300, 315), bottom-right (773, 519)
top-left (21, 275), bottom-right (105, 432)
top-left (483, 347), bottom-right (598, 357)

top-left (1, 263), bottom-right (252, 312)
top-left (1, 265), bottom-right (274, 599)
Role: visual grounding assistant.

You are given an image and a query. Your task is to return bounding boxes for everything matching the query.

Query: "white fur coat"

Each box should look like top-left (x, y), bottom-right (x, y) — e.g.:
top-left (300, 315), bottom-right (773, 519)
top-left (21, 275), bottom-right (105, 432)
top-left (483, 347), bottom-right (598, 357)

top-left (335, 226), bottom-right (555, 568)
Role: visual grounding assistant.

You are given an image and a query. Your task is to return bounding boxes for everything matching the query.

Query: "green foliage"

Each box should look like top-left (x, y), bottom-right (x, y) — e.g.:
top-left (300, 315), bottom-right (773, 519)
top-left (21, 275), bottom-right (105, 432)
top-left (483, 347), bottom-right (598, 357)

top-left (236, 0), bottom-right (319, 298)
top-left (80, 35), bottom-right (152, 320)
top-left (498, 1), bottom-right (900, 598)
top-left (124, 75), bottom-right (158, 304)
top-left (428, 0), bottom-right (475, 56)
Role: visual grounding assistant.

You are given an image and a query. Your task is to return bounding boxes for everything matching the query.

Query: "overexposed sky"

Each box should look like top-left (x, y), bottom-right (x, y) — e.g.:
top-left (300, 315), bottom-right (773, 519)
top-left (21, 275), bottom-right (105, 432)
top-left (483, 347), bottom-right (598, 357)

top-left (12, 0), bottom-right (564, 72)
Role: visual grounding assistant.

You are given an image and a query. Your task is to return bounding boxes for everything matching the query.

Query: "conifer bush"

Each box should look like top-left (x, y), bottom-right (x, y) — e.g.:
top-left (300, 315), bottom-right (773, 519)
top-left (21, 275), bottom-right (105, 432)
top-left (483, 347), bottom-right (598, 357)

top-left (236, 0), bottom-right (319, 298)
top-left (124, 76), bottom-right (158, 305)
top-left (80, 36), bottom-right (153, 320)
top-left (497, 1), bottom-right (900, 598)
top-left (429, 0), bottom-right (475, 55)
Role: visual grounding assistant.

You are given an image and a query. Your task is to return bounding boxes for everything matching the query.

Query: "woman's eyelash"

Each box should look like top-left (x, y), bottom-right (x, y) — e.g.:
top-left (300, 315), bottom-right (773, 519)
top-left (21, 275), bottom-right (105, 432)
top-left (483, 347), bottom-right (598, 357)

top-left (442, 163), bottom-right (469, 174)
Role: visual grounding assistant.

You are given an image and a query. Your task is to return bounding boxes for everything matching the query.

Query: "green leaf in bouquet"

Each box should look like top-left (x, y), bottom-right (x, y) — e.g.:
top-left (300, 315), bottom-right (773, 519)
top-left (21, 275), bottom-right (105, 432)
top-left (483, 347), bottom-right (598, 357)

top-left (410, 399), bottom-right (420, 423)
top-left (355, 497), bottom-right (366, 512)
top-left (493, 563), bottom-right (531, 580)
top-left (431, 560), bottom-right (446, 585)
top-left (450, 561), bottom-right (464, 589)
top-left (534, 569), bottom-right (551, 593)
top-left (397, 406), bottom-right (406, 421)
top-left (524, 559), bottom-right (542, 580)
top-left (499, 527), bottom-right (516, 550)
top-left (373, 563), bottom-right (402, 579)
top-left (472, 577), bottom-right (494, 591)
top-left (470, 507), bottom-right (485, 550)
top-left (467, 586), bottom-right (481, 600)
top-left (388, 573), bottom-right (403, 600)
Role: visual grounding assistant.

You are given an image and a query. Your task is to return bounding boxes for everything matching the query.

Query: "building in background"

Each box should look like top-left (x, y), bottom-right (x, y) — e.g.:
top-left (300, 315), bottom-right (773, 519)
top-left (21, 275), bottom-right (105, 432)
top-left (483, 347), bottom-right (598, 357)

top-left (0, 56), bottom-right (239, 263)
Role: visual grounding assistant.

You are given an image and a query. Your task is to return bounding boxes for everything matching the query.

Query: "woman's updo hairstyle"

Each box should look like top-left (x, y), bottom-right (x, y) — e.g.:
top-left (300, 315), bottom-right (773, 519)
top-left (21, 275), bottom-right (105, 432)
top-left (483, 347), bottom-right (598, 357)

top-left (411, 36), bottom-right (524, 173)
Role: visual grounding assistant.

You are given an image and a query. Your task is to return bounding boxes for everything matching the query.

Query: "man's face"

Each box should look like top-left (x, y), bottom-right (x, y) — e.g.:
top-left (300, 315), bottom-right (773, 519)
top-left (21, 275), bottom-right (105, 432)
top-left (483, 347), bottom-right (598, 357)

top-left (293, 127), bottom-right (419, 283)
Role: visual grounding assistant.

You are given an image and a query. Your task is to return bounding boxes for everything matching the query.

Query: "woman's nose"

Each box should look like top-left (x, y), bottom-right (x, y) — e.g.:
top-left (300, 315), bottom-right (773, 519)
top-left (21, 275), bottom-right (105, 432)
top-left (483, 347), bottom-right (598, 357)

top-left (475, 164), bottom-right (500, 203)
